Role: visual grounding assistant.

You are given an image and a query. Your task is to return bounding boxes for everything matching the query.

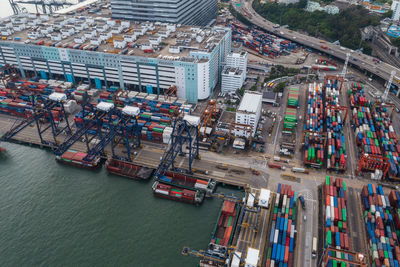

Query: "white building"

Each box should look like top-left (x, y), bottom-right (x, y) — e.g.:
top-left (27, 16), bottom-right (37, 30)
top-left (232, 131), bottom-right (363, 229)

top-left (221, 67), bottom-right (244, 93)
top-left (235, 91), bottom-right (262, 138)
top-left (226, 51), bottom-right (247, 74)
top-left (392, 1), bottom-right (400, 21)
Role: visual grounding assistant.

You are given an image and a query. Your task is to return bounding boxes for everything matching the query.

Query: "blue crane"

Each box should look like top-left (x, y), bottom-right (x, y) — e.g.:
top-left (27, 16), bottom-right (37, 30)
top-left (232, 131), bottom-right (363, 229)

top-left (1, 92), bottom-right (72, 147)
top-left (154, 117), bottom-right (200, 179)
top-left (54, 102), bottom-right (106, 156)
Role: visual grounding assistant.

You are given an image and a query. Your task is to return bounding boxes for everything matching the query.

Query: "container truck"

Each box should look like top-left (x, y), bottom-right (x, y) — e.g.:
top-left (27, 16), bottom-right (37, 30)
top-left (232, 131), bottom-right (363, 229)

top-left (291, 167), bottom-right (309, 174)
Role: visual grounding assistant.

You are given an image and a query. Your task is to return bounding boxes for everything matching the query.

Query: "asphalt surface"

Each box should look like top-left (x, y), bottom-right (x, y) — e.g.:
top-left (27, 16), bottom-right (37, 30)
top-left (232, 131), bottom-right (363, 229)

top-left (232, 0), bottom-right (400, 87)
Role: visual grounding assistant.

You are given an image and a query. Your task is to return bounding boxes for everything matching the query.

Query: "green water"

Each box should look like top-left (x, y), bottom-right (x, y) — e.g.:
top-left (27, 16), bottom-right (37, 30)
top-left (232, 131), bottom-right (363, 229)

top-left (0, 143), bottom-right (229, 266)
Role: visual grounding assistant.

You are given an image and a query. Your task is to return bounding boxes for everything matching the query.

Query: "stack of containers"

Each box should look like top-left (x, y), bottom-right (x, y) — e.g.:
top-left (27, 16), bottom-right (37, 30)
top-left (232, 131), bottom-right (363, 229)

top-left (287, 88), bottom-right (299, 108)
top-left (283, 107), bottom-right (297, 134)
top-left (324, 176), bottom-right (351, 265)
top-left (361, 184), bottom-right (400, 266)
top-left (349, 84), bottom-right (382, 157)
top-left (304, 83), bottom-right (324, 168)
top-left (373, 106), bottom-right (400, 179)
top-left (265, 183), bottom-right (297, 267)
top-left (325, 80), bottom-right (346, 171)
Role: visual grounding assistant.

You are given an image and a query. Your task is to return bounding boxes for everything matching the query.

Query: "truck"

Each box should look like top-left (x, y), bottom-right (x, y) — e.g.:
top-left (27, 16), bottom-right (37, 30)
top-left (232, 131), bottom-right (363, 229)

top-left (268, 162), bottom-right (286, 170)
top-left (312, 237), bottom-right (317, 259)
top-left (321, 45), bottom-right (328, 50)
top-left (298, 195), bottom-right (306, 209)
top-left (291, 167), bottom-right (309, 174)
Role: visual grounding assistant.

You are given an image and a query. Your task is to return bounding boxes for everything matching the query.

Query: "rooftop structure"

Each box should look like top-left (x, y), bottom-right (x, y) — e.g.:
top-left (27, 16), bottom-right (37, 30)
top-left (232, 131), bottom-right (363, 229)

top-left (237, 92), bottom-right (262, 114)
top-left (221, 67), bottom-right (244, 93)
top-left (0, 3), bottom-right (231, 103)
top-left (111, 0), bottom-right (218, 26)
top-left (235, 91), bottom-right (262, 138)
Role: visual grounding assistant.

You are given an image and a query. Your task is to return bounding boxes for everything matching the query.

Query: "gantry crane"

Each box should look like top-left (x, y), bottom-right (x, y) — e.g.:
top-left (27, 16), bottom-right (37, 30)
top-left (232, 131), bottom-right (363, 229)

top-left (373, 101), bottom-right (396, 120)
top-left (199, 99), bottom-right (218, 137)
top-left (54, 102), bottom-right (107, 156)
top-left (154, 116), bottom-right (200, 178)
top-left (9, 0), bottom-right (73, 15)
top-left (1, 92), bottom-right (71, 147)
top-left (325, 104), bottom-right (348, 123)
top-left (229, 123), bottom-right (253, 144)
top-left (356, 153), bottom-right (389, 179)
top-left (321, 247), bottom-right (367, 267)
top-left (323, 75), bottom-right (344, 92)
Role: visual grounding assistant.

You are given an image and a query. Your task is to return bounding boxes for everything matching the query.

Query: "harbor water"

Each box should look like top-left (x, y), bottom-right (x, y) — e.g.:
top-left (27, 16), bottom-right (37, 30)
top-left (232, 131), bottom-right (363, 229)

top-left (0, 143), bottom-right (225, 266)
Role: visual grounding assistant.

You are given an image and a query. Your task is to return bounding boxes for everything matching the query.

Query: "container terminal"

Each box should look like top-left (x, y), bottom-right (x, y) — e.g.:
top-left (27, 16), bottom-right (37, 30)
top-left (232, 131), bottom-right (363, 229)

top-left (1, 0), bottom-right (400, 266)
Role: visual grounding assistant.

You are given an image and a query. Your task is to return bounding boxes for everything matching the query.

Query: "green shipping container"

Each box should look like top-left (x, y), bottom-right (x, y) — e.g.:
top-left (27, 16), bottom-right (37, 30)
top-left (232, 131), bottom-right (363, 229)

top-left (326, 231), bottom-right (332, 245)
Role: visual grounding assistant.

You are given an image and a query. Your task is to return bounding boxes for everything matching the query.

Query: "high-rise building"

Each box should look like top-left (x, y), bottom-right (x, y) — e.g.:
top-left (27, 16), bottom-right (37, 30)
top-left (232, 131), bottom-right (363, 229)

top-left (392, 1), bottom-right (400, 21)
top-left (111, 0), bottom-right (218, 26)
top-left (0, 10), bottom-right (231, 103)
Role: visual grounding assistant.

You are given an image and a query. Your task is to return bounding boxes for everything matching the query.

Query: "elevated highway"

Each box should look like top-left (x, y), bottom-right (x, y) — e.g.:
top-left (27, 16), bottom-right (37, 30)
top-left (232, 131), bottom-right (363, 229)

top-left (232, 0), bottom-right (400, 88)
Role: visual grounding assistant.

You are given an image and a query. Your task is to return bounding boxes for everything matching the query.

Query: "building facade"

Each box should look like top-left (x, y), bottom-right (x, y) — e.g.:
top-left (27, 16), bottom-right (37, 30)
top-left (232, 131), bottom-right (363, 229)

top-left (392, 1), bottom-right (400, 21)
top-left (221, 67), bottom-right (244, 93)
top-left (234, 92), bottom-right (262, 138)
top-left (0, 13), bottom-right (231, 103)
top-left (111, 0), bottom-right (218, 26)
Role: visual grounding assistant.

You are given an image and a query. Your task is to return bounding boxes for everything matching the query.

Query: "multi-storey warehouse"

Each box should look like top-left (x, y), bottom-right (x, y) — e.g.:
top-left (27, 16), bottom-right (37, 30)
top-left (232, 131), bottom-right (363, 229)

top-left (0, 6), bottom-right (231, 103)
top-left (111, 0), bottom-right (218, 26)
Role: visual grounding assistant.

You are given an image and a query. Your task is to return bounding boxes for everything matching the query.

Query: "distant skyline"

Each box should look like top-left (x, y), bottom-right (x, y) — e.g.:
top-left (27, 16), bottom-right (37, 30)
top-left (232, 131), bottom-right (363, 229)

top-left (0, 0), bottom-right (78, 19)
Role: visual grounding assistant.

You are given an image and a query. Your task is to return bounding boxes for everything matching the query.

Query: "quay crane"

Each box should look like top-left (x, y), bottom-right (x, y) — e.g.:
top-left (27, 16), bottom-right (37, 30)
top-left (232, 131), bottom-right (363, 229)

top-left (54, 102), bottom-right (141, 162)
top-left (154, 115), bottom-right (200, 178)
top-left (1, 92), bottom-right (71, 147)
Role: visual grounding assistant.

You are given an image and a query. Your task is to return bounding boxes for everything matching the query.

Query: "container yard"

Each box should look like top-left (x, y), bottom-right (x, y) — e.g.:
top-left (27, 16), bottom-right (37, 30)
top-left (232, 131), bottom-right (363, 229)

top-left (264, 183), bottom-right (298, 266)
top-left (361, 184), bottom-right (400, 266)
top-left (349, 82), bottom-right (400, 180)
top-left (231, 22), bottom-right (297, 58)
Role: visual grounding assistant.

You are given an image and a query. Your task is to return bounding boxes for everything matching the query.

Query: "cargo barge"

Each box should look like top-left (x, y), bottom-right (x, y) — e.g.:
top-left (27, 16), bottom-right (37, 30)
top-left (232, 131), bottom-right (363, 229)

top-left (157, 171), bottom-right (217, 194)
top-left (265, 183), bottom-right (297, 266)
top-left (207, 200), bottom-right (240, 258)
top-left (105, 158), bottom-right (154, 180)
top-left (152, 181), bottom-right (205, 205)
top-left (361, 184), bottom-right (400, 266)
top-left (56, 149), bottom-right (101, 169)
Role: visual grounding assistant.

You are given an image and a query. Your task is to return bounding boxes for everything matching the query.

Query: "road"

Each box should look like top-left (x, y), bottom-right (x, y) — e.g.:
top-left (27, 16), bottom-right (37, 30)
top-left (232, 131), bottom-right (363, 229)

top-left (232, 0), bottom-right (400, 87)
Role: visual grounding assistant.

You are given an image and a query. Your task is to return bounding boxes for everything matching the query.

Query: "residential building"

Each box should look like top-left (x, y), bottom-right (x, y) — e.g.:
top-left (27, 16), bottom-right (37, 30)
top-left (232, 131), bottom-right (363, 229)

top-left (392, 0), bottom-right (400, 21)
top-left (0, 10), bottom-right (231, 103)
top-left (111, 0), bottom-right (218, 26)
top-left (235, 91), bottom-right (262, 138)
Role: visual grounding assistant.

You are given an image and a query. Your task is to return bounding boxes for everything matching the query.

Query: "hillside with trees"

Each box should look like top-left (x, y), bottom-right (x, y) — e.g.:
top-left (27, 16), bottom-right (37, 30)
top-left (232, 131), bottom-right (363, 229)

top-left (253, 0), bottom-right (381, 54)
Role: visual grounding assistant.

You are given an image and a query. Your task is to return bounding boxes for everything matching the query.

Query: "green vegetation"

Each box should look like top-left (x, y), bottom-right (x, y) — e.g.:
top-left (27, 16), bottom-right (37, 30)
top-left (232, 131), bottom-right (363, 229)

top-left (237, 86), bottom-right (245, 96)
top-left (390, 37), bottom-right (400, 50)
top-left (226, 107), bottom-right (237, 112)
top-left (275, 82), bottom-right (287, 93)
top-left (264, 65), bottom-right (301, 82)
top-left (253, 0), bottom-right (380, 54)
